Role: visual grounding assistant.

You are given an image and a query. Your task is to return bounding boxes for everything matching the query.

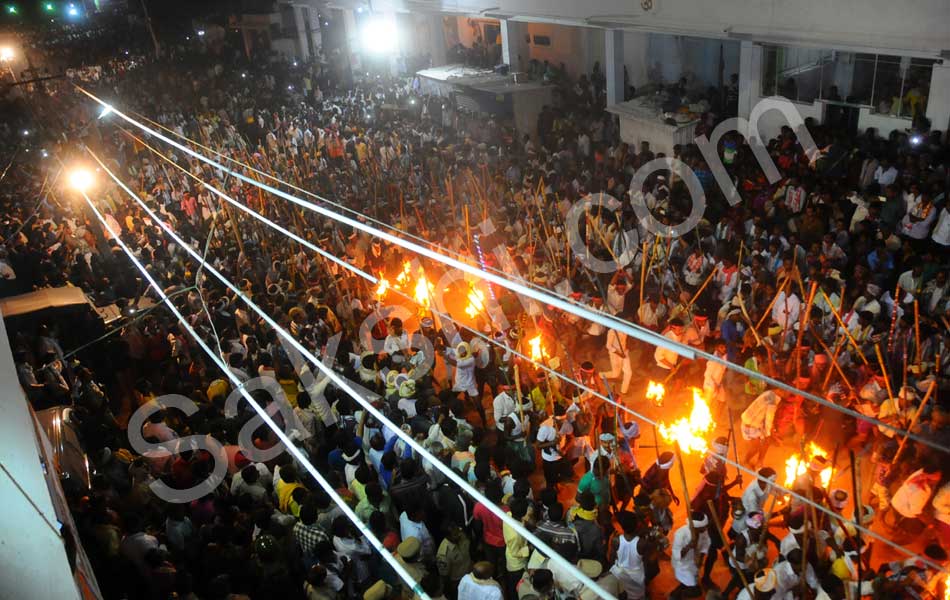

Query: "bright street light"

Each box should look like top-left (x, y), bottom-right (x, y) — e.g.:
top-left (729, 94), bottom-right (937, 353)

top-left (67, 4), bottom-right (78, 16)
top-left (0, 46), bottom-right (13, 62)
top-left (6, 4), bottom-right (17, 15)
top-left (68, 168), bottom-right (94, 193)
top-left (197, 30), bottom-right (205, 36)
top-left (361, 18), bottom-right (398, 54)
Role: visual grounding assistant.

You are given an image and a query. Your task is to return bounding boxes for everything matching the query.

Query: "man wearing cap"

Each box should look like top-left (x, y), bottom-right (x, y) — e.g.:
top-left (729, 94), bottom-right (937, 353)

top-left (394, 536), bottom-right (428, 594)
top-left (671, 510), bottom-right (711, 594)
top-left (735, 568), bottom-right (777, 600)
top-left (447, 340), bottom-right (485, 426)
top-left (640, 452), bottom-right (680, 505)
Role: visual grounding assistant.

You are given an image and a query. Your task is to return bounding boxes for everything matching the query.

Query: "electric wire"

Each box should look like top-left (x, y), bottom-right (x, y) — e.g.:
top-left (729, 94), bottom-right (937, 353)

top-left (108, 132), bottom-right (950, 574)
top-left (80, 88), bottom-right (950, 455)
top-left (87, 147), bottom-right (619, 599)
top-left (79, 186), bottom-right (432, 599)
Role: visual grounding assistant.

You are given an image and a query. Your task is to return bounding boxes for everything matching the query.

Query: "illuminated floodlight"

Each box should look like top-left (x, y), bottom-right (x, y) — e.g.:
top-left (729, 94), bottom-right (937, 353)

top-left (98, 104), bottom-right (113, 119)
top-left (66, 4), bottom-right (78, 16)
top-left (241, 72), bottom-right (246, 78)
top-left (0, 46), bottom-right (13, 61)
top-left (44, 2), bottom-right (54, 11)
top-left (41, 149), bottom-right (48, 158)
top-left (21, 129), bottom-right (28, 136)
top-left (910, 135), bottom-right (922, 146)
top-left (6, 5), bottom-right (17, 15)
top-left (361, 18), bottom-right (398, 54)
top-left (197, 30), bottom-right (205, 36)
top-left (69, 168), bottom-right (94, 192)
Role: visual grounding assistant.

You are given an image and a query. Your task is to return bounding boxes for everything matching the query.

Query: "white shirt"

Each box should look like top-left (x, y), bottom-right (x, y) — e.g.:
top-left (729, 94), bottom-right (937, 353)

top-left (741, 480), bottom-right (770, 514)
top-left (399, 512), bottom-right (435, 560)
top-left (383, 332), bottom-right (410, 355)
top-left (493, 391), bottom-right (516, 431)
top-left (932, 207), bottom-right (950, 246)
top-left (671, 524), bottom-right (710, 586)
top-left (452, 354), bottom-right (477, 395)
top-left (873, 165), bottom-right (897, 186)
top-left (537, 418), bottom-right (561, 461)
top-left (458, 574), bottom-right (503, 600)
top-left (772, 291), bottom-right (801, 331)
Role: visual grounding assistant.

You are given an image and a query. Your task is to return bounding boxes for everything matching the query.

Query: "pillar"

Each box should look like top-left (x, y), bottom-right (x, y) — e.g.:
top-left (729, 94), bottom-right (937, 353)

top-left (500, 19), bottom-right (525, 71)
top-left (428, 14), bottom-right (447, 67)
top-left (737, 41), bottom-right (760, 121)
top-left (606, 29), bottom-right (624, 106)
top-left (926, 60), bottom-right (950, 138)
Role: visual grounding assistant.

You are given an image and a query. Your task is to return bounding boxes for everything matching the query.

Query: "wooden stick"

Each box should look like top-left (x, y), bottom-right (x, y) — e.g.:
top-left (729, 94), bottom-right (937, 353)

top-left (887, 284), bottom-right (901, 353)
top-left (914, 299), bottom-right (921, 366)
top-left (514, 364), bottom-right (525, 424)
top-left (820, 288), bottom-right (870, 365)
top-left (755, 275), bottom-right (791, 331)
top-left (874, 343), bottom-right (895, 406)
top-left (639, 240), bottom-right (648, 307)
top-left (687, 265), bottom-right (719, 308)
top-left (796, 281), bottom-right (819, 379)
top-left (673, 443), bottom-right (702, 568)
top-left (707, 498), bottom-right (750, 591)
top-left (891, 379), bottom-right (936, 465)
top-left (812, 332), bottom-right (856, 393)
top-left (849, 450), bottom-right (864, 593)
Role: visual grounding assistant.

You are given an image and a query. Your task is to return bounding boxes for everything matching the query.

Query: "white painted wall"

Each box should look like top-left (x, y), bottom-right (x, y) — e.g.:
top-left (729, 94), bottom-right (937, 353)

top-left (739, 42), bottom-right (825, 141)
top-left (856, 107), bottom-right (912, 137)
top-left (373, 0), bottom-right (950, 56)
top-left (0, 314), bottom-right (81, 600)
top-left (926, 61), bottom-right (950, 136)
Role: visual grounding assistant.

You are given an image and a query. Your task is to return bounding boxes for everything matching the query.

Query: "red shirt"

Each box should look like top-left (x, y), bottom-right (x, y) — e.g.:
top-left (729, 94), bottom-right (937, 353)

top-left (473, 502), bottom-right (508, 547)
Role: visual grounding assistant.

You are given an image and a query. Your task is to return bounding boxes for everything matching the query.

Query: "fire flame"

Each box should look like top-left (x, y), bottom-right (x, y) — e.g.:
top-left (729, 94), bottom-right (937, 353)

top-left (657, 388), bottom-right (715, 454)
top-left (528, 335), bottom-right (549, 362)
top-left (944, 574), bottom-right (950, 600)
top-left (464, 284), bottom-right (486, 319)
top-left (784, 442), bottom-right (833, 489)
top-left (395, 261), bottom-right (412, 286)
top-left (375, 261), bottom-right (415, 299)
top-left (413, 268), bottom-right (434, 310)
top-left (645, 380), bottom-right (666, 407)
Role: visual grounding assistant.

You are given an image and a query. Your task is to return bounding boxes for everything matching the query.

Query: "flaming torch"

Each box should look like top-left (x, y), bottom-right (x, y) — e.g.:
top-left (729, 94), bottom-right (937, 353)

top-left (645, 380), bottom-right (666, 407)
top-left (375, 275), bottom-right (390, 298)
top-left (528, 335), bottom-right (549, 362)
top-left (464, 284), bottom-right (486, 319)
top-left (413, 268), bottom-right (434, 312)
top-left (784, 442), bottom-right (833, 489)
top-left (657, 388), bottom-right (715, 455)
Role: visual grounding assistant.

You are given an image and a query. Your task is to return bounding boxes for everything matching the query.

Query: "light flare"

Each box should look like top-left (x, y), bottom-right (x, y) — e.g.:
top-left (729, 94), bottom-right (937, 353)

top-left (657, 388), bottom-right (715, 455)
top-left (645, 380), bottom-right (666, 407)
top-left (413, 268), bottom-right (434, 311)
top-left (528, 335), bottom-right (549, 362)
top-left (784, 442), bottom-right (833, 489)
top-left (463, 284), bottom-right (486, 319)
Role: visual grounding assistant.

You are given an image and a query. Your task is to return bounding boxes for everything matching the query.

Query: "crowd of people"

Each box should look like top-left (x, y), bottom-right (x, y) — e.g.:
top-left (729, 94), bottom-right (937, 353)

top-left (3, 15), bottom-right (950, 600)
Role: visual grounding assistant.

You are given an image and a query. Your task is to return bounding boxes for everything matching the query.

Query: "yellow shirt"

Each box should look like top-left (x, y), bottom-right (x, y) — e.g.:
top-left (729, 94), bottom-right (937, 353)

top-left (276, 479), bottom-right (304, 514)
top-left (503, 521), bottom-right (530, 571)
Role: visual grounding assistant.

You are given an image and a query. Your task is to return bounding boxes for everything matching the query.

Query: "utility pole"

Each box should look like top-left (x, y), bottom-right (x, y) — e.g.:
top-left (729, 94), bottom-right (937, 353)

top-left (139, 0), bottom-right (161, 58)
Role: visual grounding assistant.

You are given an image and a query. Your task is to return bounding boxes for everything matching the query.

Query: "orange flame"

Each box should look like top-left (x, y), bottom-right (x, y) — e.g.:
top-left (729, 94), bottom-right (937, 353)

top-left (395, 261), bottom-right (412, 286)
top-left (375, 275), bottom-right (390, 298)
top-left (464, 284), bottom-right (486, 319)
top-left (645, 380), bottom-right (666, 406)
top-left (528, 335), bottom-right (549, 362)
top-left (944, 574), bottom-right (950, 600)
top-left (784, 442), bottom-right (833, 489)
top-left (657, 388), bottom-right (715, 454)
top-left (413, 268), bottom-right (434, 310)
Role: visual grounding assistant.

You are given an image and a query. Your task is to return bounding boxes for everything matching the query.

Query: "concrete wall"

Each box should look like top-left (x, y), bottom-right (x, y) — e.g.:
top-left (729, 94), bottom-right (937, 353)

top-left (372, 0), bottom-right (950, 56)
top-left (0, 314), bottom-right (82, 600)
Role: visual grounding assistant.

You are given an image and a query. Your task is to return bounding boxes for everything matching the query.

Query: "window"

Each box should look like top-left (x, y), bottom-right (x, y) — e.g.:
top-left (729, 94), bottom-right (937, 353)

top-left (760, 44), bottom-right (937, 118)
top-left (532, 35), bottom-right (551, 47)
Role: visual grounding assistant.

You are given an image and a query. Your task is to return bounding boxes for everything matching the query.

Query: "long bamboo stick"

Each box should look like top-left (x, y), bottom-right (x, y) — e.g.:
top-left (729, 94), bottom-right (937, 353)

top-left (874, 343), bottom-right (895, 407)
top-left (820, 288), bottom-right (870, 366)
top-left (891, 379), bottom-right (937, 465)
